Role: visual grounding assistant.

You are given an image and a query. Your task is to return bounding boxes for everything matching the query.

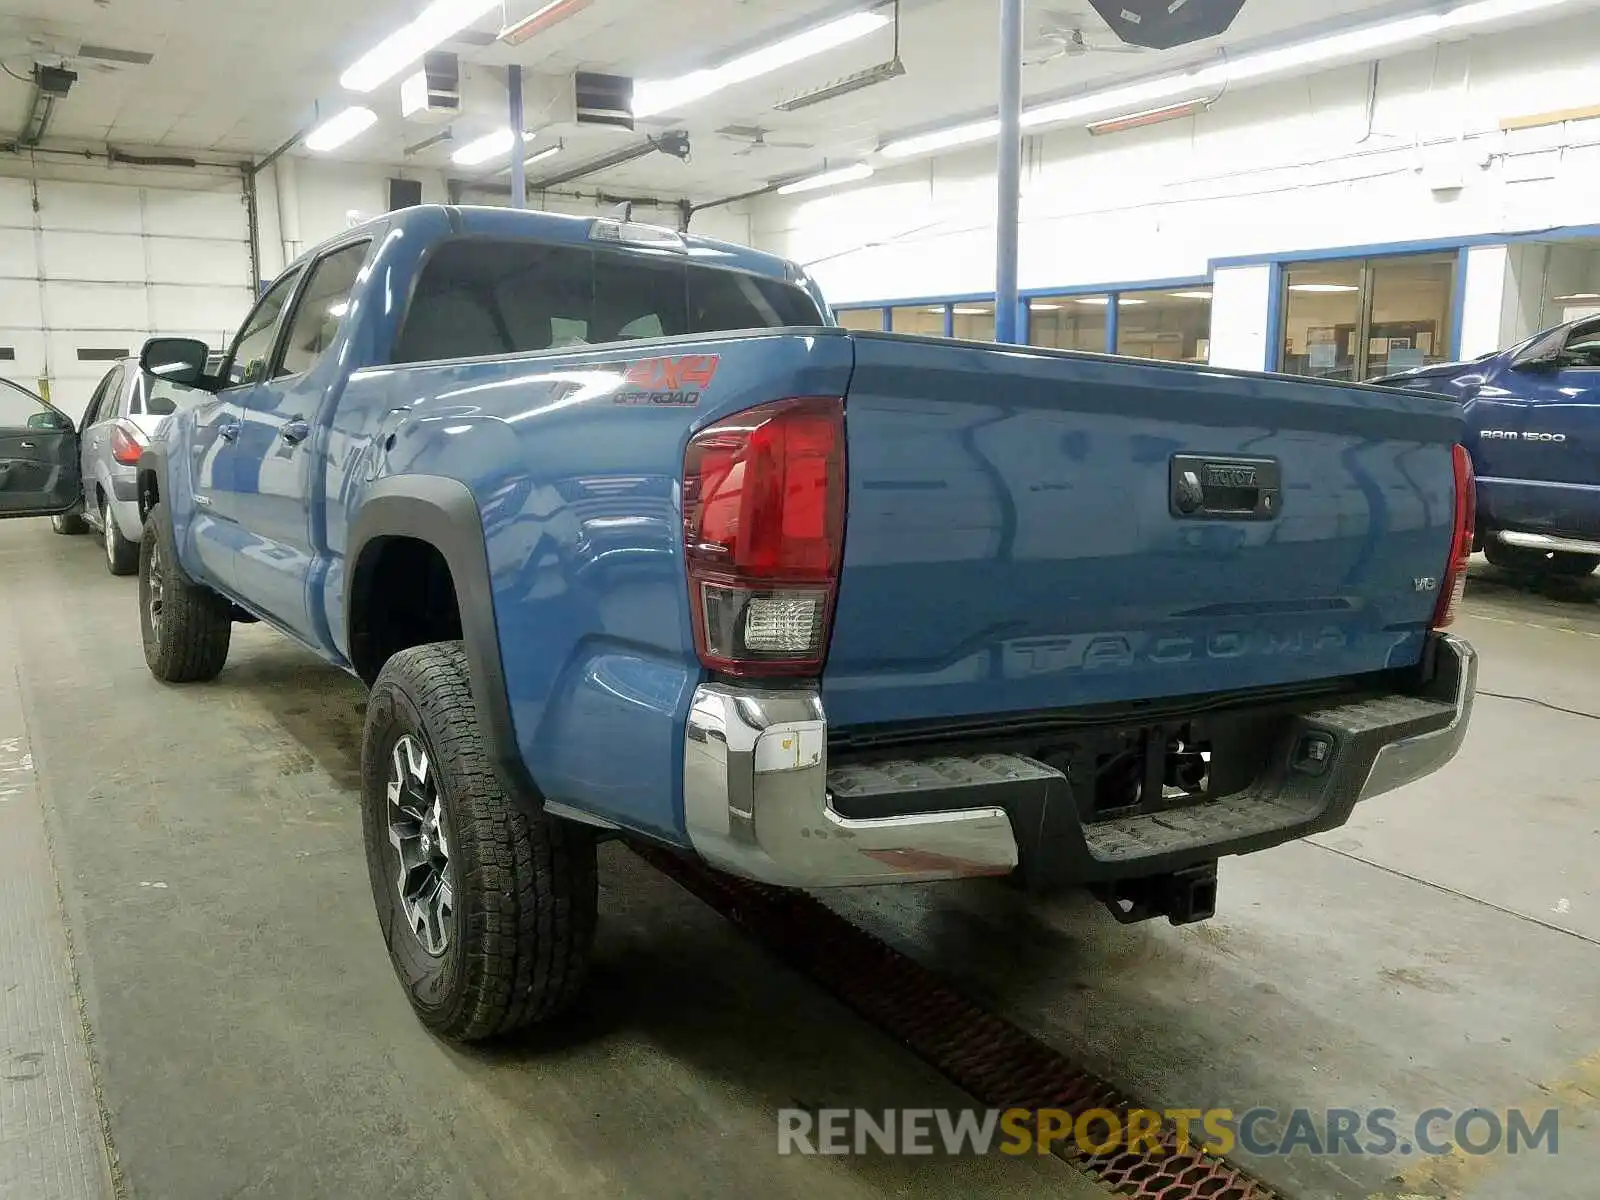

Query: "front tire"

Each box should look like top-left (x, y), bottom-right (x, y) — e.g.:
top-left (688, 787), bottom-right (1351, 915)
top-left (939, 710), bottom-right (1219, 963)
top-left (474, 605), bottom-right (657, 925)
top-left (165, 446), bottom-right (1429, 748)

top-left (139, 503), bottom-right (232, 681)
top-left (361, 642), bottom-right (597, 1042)
top-left (103, 497), bottom-right (139, 575)
top-left (1484, 541), bottom-right (1600, 578)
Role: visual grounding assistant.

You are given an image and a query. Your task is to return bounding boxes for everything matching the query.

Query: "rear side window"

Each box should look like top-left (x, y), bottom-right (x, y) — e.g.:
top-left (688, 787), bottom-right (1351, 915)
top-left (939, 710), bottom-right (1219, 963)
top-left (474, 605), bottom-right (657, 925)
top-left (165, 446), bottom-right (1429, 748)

top-left (392, 237), bottom-right (822, 364)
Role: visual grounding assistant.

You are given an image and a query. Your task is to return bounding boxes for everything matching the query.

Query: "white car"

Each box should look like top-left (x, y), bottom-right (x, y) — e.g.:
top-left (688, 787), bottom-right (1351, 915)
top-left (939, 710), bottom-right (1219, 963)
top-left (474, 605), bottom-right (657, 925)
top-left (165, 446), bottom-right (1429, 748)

top-left (51, 357), bottom-right (206, 574)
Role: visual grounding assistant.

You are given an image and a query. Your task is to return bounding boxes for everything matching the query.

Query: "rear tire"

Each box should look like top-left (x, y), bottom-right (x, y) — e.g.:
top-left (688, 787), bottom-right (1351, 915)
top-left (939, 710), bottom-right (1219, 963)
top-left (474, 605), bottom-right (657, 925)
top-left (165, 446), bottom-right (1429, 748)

top-left (102, 497), bottom-right (139, 576)
top-left (361, 641), bottom-right (597, 1042)
top-left (51, 508), bottom-right (88, 535)
top-left (139, 503), bottom-right (232, 682)
top-left (1484, 541), bottom-right (1600, 578)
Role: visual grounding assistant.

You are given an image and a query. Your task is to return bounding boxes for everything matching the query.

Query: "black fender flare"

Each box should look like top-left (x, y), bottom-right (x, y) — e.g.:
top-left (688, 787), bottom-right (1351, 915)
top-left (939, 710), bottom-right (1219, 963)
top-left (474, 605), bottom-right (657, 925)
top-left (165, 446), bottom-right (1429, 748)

top-left (135, 442), bottom-right (169, 524)
top-left (345, 475), bottom-right (540, 808)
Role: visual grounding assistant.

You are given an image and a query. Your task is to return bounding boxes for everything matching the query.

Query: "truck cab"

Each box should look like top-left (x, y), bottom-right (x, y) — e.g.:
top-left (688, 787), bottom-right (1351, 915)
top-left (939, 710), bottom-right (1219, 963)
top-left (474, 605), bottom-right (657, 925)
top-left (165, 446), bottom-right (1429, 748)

top-left (1375, 315), bottom-right (1600, 576)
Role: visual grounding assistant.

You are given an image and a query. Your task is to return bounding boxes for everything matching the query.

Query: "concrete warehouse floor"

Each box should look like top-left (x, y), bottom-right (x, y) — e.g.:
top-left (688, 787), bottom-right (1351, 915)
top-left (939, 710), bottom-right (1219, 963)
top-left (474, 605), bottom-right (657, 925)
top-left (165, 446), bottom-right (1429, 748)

top-left (2, 516), bottom-right (1597, 1200)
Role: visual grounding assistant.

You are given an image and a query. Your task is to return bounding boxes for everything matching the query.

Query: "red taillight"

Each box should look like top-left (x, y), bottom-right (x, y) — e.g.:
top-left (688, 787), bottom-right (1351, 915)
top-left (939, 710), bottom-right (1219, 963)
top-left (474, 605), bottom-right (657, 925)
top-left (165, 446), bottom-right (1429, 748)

top-left (1433, 443), bottom-right (1476, 629)
top-left (110, 423), bottom-right (144, 466)
top-left (683, 397), bottom-right (845, 677)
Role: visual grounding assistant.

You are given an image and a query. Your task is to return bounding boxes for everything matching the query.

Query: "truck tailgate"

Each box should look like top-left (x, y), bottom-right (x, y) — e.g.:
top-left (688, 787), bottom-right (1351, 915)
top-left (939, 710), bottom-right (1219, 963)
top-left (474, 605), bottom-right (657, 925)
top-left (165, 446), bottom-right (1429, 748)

top-left (823, 335), bottom-right (1466, 728)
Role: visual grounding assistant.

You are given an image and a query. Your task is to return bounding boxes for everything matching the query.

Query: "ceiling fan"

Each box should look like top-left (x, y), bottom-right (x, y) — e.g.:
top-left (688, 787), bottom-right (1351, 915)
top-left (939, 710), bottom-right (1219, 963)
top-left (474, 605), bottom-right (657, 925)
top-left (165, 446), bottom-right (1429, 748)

top-left (1026, 11), bottom-right (1149, 65)
top-left (716, 124), bottom-right (816, 156)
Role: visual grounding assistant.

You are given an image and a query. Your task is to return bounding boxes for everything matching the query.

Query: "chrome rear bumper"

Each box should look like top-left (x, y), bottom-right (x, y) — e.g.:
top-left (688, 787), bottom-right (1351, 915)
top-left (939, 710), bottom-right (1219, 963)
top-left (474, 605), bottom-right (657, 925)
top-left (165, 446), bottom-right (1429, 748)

top-left (1497, 529), bottom-right (1600, 557)
top-left (683, 685), bottom-right (1018, 887)
top-left (682, 635), bottom-right (1475, 889)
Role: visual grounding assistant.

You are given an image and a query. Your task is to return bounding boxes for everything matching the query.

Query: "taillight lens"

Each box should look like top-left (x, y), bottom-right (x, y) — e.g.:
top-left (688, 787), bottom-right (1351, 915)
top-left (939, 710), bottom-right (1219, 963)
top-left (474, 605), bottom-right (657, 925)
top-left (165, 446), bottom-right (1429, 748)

top-left (683, 397), bottom-right (845, 677)
top-left (110, 423), bottom-right (145, 466)
top-left (1433, 442), bottom-right (1476, 629)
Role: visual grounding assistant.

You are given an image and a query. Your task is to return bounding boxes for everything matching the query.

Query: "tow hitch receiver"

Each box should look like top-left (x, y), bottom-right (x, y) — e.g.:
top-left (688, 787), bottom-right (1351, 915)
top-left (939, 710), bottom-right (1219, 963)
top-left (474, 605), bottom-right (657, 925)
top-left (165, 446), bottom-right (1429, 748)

top-left (1095, 861), bottom-right (1219, 926)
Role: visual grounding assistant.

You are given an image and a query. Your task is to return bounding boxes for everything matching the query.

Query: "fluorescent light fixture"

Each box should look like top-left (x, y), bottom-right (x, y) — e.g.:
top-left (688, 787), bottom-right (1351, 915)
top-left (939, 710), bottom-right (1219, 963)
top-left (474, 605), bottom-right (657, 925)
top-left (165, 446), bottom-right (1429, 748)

top-left (878, 0), bottom-right (1584, 162)
top-left (882, 117), bottom-right (1000, 159)
top-left (633, 10), bottom-right (890, 119)
top-left (951, 307), bottom-right (991, 315)
top-left (340, 0), bottom-right (500, 93)
top-left (1029, 303), bottom-right (1060, 310)
top-left (498, 142), bottom-right (564, 173)
top-left (1444, 0), bottom-right (1582, 29)
top-left (1554, 292), bottom-right (1600, 301)
top-left (1289, 283), bottom-right (1361, 293)
top-left (1023, 76), bottom-right (1221, 131)
top-left (1073, 296), bottom-right (1113, 305)
top-left (452, 128), bottom-right (516, 165)
top-left (1168, 290), bottom-right (1214, 300)
top-left (304, 106), bottom-right (378, 152)
top-left (499, 0), bottom-right (592, 45)
top-left (775, 162), bottom-right (874, 195)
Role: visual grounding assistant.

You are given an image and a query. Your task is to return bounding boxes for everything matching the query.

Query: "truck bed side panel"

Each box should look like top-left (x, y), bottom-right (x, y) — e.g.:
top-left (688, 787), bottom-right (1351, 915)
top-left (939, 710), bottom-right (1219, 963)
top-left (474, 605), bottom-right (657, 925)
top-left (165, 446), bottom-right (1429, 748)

top-left (341, 331), bottom-right (855, 842)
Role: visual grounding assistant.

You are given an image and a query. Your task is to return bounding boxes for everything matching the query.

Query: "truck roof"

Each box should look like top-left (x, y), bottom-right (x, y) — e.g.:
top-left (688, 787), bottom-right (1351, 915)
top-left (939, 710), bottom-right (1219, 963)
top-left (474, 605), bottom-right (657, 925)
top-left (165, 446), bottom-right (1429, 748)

top-left (291, 204), bottom-right (806, 288)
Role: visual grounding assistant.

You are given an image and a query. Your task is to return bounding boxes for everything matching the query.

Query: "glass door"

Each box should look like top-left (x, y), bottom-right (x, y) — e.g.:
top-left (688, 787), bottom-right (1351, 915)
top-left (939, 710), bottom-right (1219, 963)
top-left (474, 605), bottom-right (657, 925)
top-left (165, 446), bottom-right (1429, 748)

top-left (1279, 253), bottom-right (1456, 380)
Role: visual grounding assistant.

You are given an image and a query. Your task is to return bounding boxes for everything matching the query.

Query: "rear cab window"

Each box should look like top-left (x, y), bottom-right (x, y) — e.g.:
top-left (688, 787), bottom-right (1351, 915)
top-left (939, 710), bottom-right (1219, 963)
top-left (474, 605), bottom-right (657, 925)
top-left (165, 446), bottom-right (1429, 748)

top-left (391, 237), bottom-right (823, 363)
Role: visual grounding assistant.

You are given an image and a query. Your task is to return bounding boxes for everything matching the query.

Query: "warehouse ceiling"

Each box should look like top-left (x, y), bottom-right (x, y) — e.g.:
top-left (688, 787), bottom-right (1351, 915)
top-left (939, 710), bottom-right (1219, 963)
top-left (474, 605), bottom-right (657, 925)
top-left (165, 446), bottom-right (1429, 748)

top-left (0, 0), bottom-right (1569, 201)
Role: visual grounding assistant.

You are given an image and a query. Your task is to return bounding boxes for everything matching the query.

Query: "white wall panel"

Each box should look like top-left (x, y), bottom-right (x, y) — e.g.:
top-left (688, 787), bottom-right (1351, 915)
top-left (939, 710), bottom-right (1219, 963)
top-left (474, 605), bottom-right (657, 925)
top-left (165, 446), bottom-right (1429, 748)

top-left (148, 285), bottom-right (250, 343)
top-left (0, 177), bottom-right (33, 225)
top-left (42, 282), bottom-right (149, 332)
top-left (0, 280), bottom-right (40, 329)
top-left (1209, 266), bottom-right (1273, 372)
top-left (146, 237), bottom-right (250, 286)
top-left (141, 187), bottom-right (246, 240)
top-left (39, 231), bottom-right (147, 283)
top-left (37, 181), bottom-right (143, 234)
top-left (0, 228), bottom-right (37, 276)
top-left (1459, 245), bottom-right (1511, 359)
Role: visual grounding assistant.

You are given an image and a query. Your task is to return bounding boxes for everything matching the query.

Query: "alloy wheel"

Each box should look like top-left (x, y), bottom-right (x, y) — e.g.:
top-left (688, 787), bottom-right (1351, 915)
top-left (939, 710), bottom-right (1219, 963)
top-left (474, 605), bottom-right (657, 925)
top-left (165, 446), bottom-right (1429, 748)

top-left (387, 734), bottom-right (454, 956)
top-left (145, 539), bottom-right (165, 637)
top-left (103, 501), bottom-right (117, 565)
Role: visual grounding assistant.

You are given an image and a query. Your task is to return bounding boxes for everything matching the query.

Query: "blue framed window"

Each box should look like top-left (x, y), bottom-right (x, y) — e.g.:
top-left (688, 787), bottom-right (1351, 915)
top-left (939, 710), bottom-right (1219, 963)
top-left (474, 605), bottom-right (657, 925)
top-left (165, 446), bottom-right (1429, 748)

top-left (1276, 251), bottom-right (1457, 380)
top-left (830, 276), bottom-right (1214, 360)
top-left (1027, 293), bottom-right (1112, 352)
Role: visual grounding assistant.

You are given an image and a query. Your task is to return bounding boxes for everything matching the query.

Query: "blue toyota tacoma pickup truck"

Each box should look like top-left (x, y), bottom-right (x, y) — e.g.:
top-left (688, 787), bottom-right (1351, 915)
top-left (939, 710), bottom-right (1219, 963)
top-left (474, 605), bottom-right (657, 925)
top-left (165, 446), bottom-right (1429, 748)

top-left (0, 206), bottom-right (1478, 1041)
top-left (1374, 314), bottom-right (1600, 577)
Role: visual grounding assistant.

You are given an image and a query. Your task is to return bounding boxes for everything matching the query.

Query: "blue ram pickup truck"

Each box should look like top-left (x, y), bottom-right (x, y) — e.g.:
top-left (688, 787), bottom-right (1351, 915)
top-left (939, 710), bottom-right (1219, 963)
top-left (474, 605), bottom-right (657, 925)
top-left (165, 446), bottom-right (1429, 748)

top-left (0, 206), bottom-right (1478, 1041)
top-left (1373, 314), bottom-right (1600, 577)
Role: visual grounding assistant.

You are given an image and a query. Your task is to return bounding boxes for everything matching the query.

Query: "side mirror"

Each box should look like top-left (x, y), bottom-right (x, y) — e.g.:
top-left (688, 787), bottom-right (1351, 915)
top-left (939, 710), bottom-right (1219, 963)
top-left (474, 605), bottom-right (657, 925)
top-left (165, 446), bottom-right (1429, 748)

top-left (25, 409), bottom-right (72, 432)
top-left (140, 337), bottom-right (213, 387)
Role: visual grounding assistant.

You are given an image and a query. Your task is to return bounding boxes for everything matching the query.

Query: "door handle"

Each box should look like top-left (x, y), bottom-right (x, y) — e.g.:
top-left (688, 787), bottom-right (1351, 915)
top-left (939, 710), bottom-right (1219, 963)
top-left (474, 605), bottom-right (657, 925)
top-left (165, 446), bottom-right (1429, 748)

top-left (280, 419), bottom-right (311, 446)
top-left (19, 440), bottom-right (34, 449)
top-left (219, 421), bottom-right (240, 442)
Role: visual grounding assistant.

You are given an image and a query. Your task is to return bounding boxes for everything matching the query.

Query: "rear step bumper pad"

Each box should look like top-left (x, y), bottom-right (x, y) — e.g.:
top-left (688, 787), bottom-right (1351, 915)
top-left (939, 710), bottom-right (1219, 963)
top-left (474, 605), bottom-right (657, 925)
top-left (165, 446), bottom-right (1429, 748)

top-left (683, 634), bottom-right (1475, 888)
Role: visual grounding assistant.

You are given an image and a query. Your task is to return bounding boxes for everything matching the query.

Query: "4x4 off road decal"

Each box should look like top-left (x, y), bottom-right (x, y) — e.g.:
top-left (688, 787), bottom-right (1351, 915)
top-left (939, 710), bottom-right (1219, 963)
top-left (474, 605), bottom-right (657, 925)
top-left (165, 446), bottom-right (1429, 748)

top-left (611, 354), bottom-right (720, 407)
